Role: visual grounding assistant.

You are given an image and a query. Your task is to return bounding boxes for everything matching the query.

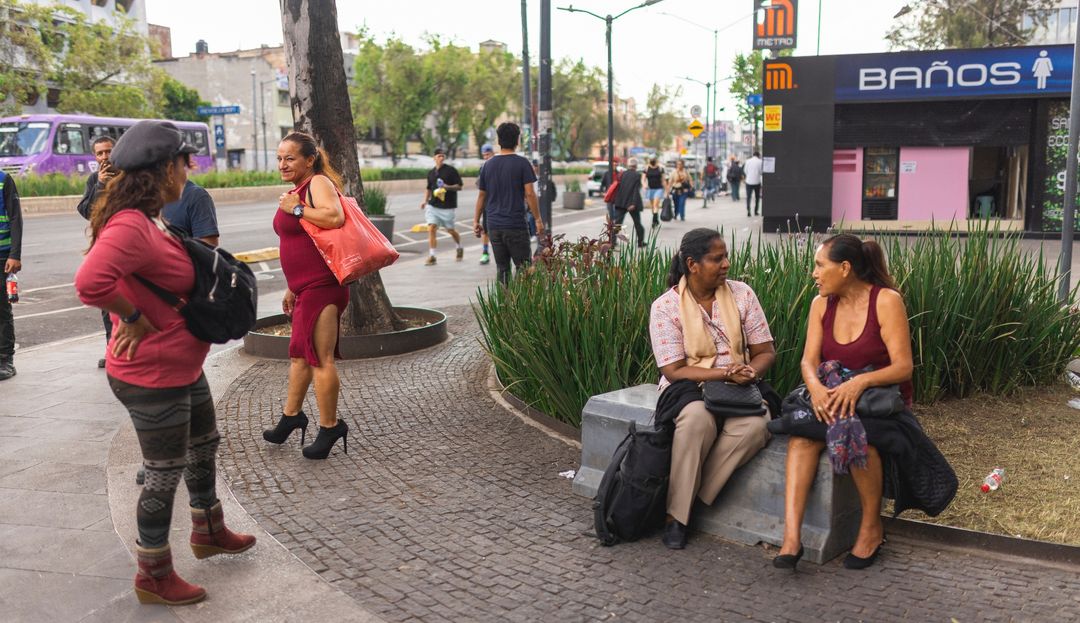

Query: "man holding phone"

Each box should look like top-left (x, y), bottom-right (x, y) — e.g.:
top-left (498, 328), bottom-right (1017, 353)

top-left (76, 135), bottom-right (117, 367)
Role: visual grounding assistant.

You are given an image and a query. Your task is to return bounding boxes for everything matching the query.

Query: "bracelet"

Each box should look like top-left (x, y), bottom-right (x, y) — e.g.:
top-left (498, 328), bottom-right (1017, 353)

top-left (121, 309), bottom-right (141, 324)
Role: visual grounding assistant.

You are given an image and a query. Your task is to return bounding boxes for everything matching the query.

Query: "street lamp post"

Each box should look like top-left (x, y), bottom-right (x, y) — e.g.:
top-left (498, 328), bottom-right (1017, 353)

top-left (250, 70), bottom-right (258, 172)
top-left (257, 77), bottom-right (279, 172)
top-left (558, 0), bottom-right (664, 202)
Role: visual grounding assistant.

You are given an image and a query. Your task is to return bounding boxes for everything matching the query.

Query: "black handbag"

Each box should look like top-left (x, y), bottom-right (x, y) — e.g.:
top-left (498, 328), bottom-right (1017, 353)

top-left (660, 197), bottom-right (673, 221)
top-left (702, 381), bottom-right (767, 417)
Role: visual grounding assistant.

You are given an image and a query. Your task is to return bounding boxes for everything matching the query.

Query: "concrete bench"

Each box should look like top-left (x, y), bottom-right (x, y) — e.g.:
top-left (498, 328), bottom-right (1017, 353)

top-left (571, 384), bottom-right (861, 564)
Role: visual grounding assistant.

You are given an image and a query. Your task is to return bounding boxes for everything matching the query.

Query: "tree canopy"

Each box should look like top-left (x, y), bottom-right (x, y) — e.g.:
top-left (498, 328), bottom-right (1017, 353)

top-left (887, 0), bottom-right (1059, 50)
top-left (641, 84), bottom-right (684, 155)
top-left (0, 0), bottom-right (172, 117)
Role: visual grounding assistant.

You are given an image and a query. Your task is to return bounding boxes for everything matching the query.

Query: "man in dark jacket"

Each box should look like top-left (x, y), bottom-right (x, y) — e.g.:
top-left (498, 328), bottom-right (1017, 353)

top-left (612, 158), bottom-right (645, 248)
top-left (76, 135), bottom-right (117, 219)
top-left (77, 135), bottom-right (117, 367)
top-left (0, 171), bottom-right (24, 380)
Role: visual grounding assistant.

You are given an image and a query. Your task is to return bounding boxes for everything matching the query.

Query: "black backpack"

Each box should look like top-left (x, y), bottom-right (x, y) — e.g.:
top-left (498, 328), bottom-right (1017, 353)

top-left (593, 420), bottom-right (672, 546)
top-left (136, 229), bottom-right (258, 344)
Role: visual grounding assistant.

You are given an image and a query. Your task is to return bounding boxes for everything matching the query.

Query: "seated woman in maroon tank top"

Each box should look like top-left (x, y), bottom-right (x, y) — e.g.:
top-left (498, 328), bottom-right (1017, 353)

top-left (261, 132), bottom-right (350, 460)
top-left (773, 234), bottom-right (913, 572)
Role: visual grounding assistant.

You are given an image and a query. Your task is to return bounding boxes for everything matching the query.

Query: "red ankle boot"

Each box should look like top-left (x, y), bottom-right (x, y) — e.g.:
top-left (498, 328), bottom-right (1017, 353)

top-left (134, 544), bottom-right (206, 605)
top-left (190, 501), bottom-right (256, 559)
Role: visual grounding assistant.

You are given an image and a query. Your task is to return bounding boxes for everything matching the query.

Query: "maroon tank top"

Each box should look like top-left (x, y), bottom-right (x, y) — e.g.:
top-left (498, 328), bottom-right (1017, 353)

top-left (273, 176), bottom-right (338, 293)
top-left (821, 285), bottom-right (913, 405)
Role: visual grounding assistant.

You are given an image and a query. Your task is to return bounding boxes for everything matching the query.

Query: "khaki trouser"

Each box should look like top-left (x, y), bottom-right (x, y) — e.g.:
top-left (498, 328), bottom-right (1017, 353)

top-left (667, 400), bottom-right (771, 525)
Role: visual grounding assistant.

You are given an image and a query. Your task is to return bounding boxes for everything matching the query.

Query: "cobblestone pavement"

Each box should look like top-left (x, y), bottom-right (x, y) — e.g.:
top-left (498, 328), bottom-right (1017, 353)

top-left (216, 307), bottom-right (1080, 623)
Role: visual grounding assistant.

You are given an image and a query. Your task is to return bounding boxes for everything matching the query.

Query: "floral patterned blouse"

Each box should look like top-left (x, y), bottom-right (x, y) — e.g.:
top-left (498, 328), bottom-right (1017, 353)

top-left (648, 279), bottom-right (774, 390)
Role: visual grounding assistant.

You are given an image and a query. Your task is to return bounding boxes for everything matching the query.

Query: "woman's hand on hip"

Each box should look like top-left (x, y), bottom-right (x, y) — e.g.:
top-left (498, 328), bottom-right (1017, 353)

top-left (279, 192), bottom-right (301, 214)
top-left (282, 290), bottom-right (296, 316)
top-left (111, 315), bottom-right (159, 361)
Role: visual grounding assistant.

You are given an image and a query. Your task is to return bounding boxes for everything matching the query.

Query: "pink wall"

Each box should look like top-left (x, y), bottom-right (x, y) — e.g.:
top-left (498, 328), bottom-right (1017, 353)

top-left (831, 149), bottom-right (862, 225)
top-left (897, 147), bottom-right (970, 220)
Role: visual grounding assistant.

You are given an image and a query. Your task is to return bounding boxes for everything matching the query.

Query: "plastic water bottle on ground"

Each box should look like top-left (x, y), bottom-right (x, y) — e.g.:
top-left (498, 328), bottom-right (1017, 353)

top-left (981, 468), bottom-right (1006, 492)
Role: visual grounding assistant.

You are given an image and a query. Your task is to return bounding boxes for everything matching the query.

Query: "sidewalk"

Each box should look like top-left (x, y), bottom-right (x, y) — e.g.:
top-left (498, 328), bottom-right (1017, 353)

top-left (2, 199), bottom-right (1079, 621)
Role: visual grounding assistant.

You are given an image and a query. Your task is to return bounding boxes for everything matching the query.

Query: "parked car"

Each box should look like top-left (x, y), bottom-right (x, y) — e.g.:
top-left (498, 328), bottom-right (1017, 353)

top-left (586, 161), bottom-right (626, 197)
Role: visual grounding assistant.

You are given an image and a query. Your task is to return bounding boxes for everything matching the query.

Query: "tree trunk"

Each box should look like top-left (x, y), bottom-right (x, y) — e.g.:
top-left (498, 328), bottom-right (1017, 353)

top-left (280, 0), bottom-right (404, 334)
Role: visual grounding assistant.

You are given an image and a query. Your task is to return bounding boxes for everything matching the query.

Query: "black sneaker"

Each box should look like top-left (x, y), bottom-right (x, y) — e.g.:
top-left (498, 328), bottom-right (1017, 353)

top-left (0, 358), bottom-right (15, 381)
top-left (662, 520), bottom-right (688, 550)
top-left (97, 358), bottom-right (106, 369)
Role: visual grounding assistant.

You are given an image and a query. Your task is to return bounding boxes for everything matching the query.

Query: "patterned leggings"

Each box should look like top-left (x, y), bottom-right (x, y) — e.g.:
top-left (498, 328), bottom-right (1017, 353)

top-left (108, 373), bottom-right (220, 548)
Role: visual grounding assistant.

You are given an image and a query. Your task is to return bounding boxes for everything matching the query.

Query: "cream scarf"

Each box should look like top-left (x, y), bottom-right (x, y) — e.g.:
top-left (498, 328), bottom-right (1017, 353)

top-left (677, 276), bottom-right (745, 370)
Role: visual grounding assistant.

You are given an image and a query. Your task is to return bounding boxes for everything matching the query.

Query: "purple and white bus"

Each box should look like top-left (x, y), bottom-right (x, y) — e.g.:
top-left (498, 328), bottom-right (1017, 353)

top-left (0, 114), bottom-right (213, 176)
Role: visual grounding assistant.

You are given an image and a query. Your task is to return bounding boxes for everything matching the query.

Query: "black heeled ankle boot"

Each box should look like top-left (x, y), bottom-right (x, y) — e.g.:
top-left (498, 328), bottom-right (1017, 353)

top-left (302, 419), bottom-right (348, 460)
top-left (772, 545), bottom-right (804, 571)
top-left (262, 411), bottom-right (309, 445)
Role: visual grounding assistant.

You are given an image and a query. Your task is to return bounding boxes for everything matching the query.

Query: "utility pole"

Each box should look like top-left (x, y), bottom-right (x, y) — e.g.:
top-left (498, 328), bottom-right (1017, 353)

top-left (539, 0), bottom-right (553, 233)
top-left (1059, 28), bottom-right (1080, 302)
top-left (260, 84), bottom-right (268, 171)
top-left (521, 0), bottom-right (532, 155)
top-left (250, 70), bottom-right (258, 171)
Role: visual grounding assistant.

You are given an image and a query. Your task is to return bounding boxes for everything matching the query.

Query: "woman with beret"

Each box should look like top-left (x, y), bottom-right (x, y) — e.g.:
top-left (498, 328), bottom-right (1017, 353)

top-left (75, 120), bottom-right (255, 605)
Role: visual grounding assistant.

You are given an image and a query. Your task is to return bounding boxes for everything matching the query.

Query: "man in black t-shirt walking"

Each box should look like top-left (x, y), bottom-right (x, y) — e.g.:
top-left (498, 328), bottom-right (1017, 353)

top-left (473, 123), bottom-right (544, 284)
top-left (422, 148), bottom-right (464, 266)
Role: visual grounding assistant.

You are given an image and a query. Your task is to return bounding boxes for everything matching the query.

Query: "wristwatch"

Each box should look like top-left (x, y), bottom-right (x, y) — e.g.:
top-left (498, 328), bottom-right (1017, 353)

top-left (292, 204), bottom-right (304, 218)
top-left (121, 309), bottom-right (141, 324)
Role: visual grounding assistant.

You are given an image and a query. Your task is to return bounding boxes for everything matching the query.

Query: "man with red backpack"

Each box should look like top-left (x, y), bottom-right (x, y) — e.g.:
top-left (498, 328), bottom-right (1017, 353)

top-left (702, 157), bottom-right (720, 202)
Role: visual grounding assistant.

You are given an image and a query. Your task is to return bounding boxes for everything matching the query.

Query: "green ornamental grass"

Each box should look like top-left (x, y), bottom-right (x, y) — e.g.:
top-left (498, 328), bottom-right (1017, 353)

top-left (476, 223), bottom-right (1080, 427)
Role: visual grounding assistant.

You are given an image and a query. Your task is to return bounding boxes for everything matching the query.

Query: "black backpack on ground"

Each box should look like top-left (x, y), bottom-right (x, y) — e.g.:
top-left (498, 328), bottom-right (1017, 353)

top-left (136, 227), bottom-right (258, 344)
top-left (593, 420), bottom-right (673, 546)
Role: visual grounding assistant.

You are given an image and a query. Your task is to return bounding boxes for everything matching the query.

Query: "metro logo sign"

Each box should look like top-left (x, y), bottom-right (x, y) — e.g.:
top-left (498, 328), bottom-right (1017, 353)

top-left (765, 63), bottom-right (796, 90)
top-left (754, 0), bottom-right (798, 50)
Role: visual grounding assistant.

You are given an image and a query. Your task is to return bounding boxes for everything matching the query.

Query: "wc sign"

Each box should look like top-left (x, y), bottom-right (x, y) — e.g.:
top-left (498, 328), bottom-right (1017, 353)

top-left (763, 105), bottom-right (783, 132)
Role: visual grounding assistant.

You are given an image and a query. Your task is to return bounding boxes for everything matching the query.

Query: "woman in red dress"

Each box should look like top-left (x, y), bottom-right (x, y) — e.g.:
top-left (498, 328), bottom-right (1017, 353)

top-left (262, 132), bottom-right (349, 459)
top-left (774, 234), bottom-right (913, 571)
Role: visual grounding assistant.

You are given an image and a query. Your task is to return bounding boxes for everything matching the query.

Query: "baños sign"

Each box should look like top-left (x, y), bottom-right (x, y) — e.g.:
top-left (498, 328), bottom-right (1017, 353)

top-left (835, 45), bottom-right (1073, 102)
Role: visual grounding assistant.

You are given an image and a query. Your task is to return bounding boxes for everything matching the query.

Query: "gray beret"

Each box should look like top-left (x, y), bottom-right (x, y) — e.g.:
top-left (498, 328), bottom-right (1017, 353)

top-left (110, 120), bottom-right (198, 171)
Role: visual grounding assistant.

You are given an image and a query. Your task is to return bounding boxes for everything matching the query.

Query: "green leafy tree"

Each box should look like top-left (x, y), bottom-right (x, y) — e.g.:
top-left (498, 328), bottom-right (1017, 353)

top-left (423, 37), bottom-right (473, 158)
top-left (467, 48), bottom-right (519, 157)
top-left (887, 0), bottom-right (1058, 50)
top-left (551, 59), bottom-right (605, 161)
top-left (641, 83), bottom-right (683, 154)
top-left (351, 32), bottom-right (436, 165)
top-left (160, 75), bottom-right (210, 122)
top-left (0, 1), bottom-right (52, 115)
top-left (0, 0), bottom-right (164, 117)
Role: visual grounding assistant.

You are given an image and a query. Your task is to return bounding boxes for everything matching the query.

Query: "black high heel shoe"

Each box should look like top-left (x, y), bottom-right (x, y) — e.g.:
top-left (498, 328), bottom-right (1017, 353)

top-left (302, 419), bottom-right (348, 460)
top-left (772, 545), bottom-right (804, 571)
top-left (843, 536), bottom-right (886, 570)
top-left (263, 411), bottom-right (309, 445)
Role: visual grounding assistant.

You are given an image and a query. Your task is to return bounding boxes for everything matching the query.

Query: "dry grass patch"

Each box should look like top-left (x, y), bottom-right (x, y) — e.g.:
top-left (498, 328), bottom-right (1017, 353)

top-left (908, 384), bottom-right (1080, 545)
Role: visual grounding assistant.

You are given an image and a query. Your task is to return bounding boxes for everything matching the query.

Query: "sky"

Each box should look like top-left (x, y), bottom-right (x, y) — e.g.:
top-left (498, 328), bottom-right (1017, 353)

top-left (145, 0), bottom-right (912, 125)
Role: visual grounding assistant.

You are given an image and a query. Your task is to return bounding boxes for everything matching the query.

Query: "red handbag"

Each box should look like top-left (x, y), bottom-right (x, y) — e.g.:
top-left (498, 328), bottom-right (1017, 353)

top-left (300, 191), bottom-right (399, 285)
top-left (603, 170), bottom-right (621, 203)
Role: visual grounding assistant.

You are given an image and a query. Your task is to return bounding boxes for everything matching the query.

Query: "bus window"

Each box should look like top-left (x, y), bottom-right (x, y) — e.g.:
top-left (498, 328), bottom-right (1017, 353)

top-left (54, 123), bottom-right (88, 155)
top-left (0, 121), bottom-right (51, 156)
top-left (182, 129), bottom-right (210, 156)
top-left (90, 125), bottom-right (123, 142)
